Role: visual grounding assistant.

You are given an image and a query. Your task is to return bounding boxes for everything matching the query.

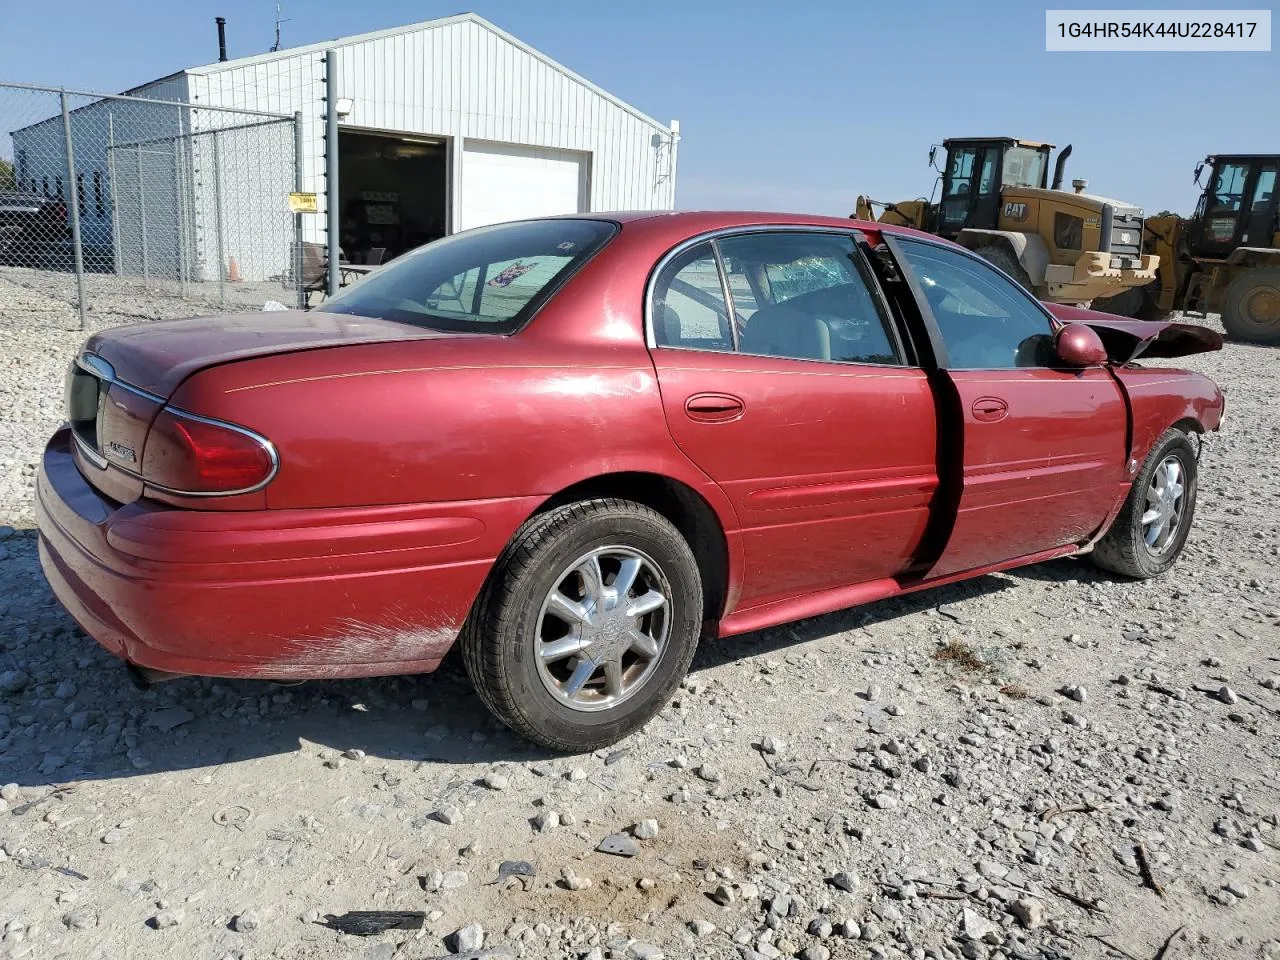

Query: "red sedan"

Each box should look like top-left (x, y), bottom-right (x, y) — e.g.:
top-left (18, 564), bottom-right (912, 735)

top-left (37, 212), bottom-right (1224, 750)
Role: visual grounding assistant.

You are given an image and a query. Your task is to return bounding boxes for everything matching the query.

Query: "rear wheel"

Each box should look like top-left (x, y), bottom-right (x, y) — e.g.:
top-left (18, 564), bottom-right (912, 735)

top-left (460, 498), bottom-right (703, 752)
top-left (1091, 429), bottom-right (1198, 579)
top-left (971, 244), bottom-right (1032, 291)
top-left (1222, 267), bottom-right (1280, 344)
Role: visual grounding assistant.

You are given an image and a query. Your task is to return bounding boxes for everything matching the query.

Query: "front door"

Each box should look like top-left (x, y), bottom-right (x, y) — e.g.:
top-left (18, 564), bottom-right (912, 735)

top-left (1241, 162), bottom-right (1278, 248)
top-left (648, 230), bottom-right (938, 609)
top-left (887, 236), bottom-right (1130, 579)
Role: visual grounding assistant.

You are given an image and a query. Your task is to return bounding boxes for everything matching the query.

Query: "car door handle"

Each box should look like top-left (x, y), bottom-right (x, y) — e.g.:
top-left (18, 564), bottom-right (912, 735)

top-left (685, 393), bottom-right (745, 423)
top-left (971, 396), bottom-right (1009, 422)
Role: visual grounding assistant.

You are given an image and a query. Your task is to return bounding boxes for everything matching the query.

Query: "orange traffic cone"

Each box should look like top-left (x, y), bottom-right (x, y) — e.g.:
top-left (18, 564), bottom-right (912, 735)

top-left (227, 256), bottom-right (243, 282)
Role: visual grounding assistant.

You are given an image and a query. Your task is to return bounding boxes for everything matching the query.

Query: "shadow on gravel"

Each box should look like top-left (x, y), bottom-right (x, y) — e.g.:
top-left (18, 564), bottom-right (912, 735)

top-left (1, 529), bottom-right (1070, 787)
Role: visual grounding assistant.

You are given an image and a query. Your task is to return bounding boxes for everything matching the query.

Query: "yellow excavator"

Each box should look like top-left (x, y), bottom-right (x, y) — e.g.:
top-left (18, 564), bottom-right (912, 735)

top-left (1093, 153), bottom-right (1279, 344)
top-left (854, 137), bottom-right (1158, 307)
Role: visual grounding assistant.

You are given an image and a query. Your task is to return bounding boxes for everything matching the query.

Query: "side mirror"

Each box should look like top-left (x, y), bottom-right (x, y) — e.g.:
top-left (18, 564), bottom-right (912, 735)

top-left (1055, 323), bottom-right (1108, 367)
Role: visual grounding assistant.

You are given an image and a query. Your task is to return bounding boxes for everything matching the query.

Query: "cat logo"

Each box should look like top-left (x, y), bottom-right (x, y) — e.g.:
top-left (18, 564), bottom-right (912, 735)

top-left (1002, 202), bottom-right (1029, 222)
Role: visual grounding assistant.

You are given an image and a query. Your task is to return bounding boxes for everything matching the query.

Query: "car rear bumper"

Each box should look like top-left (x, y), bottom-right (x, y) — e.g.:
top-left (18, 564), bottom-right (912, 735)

top-left (36, 426), bottom-right (538, 680)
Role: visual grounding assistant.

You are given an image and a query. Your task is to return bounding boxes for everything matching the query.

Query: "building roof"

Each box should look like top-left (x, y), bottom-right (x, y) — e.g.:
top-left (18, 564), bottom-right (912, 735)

top-left (180, 12), bottom-right (671, 134)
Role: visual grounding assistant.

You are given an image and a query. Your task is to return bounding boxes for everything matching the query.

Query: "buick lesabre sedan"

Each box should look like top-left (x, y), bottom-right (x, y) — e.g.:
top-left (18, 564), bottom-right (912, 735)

top-left (37, 212), bottom-right (1224, 751)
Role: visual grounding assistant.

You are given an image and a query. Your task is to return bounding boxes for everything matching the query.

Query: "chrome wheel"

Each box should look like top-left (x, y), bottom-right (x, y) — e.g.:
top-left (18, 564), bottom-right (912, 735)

top-left (534, 546), bottom-right (671, 713)
top-left (1141, 454), bottom-right (1186, 555)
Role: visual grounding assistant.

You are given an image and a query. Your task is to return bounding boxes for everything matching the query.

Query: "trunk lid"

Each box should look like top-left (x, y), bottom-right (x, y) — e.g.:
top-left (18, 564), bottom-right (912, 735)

top-left (84, 309), bottom-right (461, 397)
top-left (1045, 304), bottom-right (1224, 364)
top-left (69, 310), bottom-right (464, 504)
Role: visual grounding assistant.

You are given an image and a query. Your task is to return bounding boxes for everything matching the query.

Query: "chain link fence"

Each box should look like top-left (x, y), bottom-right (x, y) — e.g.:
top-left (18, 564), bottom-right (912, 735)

top-left (1, 81), bottom-right (303, 329)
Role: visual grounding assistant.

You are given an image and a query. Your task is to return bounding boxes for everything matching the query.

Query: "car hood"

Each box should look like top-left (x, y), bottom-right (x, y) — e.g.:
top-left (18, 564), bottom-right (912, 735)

top-left (84, 310), bottom-right (466, 396)
top-left (1045, 304), bottom-right (1224, 364)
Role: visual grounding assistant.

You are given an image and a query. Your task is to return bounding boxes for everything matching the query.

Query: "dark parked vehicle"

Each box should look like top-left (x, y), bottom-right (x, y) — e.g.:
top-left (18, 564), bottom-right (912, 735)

top-left (0, 190), bottom-right (69, 266)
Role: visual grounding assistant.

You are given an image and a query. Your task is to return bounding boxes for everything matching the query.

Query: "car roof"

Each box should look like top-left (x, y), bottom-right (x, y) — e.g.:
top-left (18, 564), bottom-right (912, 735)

top-left (582, 210), bottom-right (944, 245)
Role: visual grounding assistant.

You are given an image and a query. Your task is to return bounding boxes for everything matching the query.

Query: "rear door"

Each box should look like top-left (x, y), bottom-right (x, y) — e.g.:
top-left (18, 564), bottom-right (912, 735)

top-left (886, 236), bottom-right (1129, 579)
top-left (648, 230), bottom-right (938, 610)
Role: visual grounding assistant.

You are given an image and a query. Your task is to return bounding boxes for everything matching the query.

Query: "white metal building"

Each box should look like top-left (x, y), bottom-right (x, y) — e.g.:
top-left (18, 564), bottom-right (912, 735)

top-left (11, 13), bottom-right (679, 283)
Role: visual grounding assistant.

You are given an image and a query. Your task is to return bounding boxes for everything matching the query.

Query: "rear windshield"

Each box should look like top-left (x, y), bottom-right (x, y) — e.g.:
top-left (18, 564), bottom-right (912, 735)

top-left (319, 218), bottom-right (618, 333)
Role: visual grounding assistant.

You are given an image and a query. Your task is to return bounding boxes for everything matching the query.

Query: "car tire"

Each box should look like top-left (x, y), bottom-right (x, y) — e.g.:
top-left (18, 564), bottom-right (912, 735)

top-left (1222, 267), bottom-right (1280, 345)
top-left (1091, 428), bottom-right (1198, 579)
top-left (971, 244), bottom-right (1032, 292)
top-left (460, 498), bottom-right (703, 752)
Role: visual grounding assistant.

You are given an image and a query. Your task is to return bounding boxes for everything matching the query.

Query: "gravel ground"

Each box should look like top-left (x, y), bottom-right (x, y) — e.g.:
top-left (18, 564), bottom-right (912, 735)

top-left (1, 281), bottom-right (1278, 960)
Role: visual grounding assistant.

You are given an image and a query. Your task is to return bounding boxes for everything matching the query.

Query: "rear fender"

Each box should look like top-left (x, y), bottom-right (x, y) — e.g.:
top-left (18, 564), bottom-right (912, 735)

top-left (1111, 367), bottom-right (1225, 466)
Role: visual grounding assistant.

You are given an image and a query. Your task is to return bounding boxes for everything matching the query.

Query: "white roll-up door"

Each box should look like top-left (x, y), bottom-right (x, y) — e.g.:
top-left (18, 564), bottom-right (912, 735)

top-left (458, 140), bottom-right (589, 232)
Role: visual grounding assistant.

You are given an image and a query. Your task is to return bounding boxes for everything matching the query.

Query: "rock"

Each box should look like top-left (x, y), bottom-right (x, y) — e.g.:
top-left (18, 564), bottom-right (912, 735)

top-left (151, 908), bottom-right (184, 929)
top-left (450, 923), bottom-right (485, 952)
top-left (483, 772), bottom-right (510, 791)
top-left (1010, 898), bottom-right (1046, 929)
top-left (440, 870), bottom-right (469, 890)
top-left (567, 767), bottom-right (588, 782)
top-left (963, 908), bottom-right (997, 941)
top-left (1260, 676), bottom-right (1280, 691)
top-left (0, 784), bottom-right (19, 803)
top-left (1225, 880), bottom-right (1251, 899)
top-left (632, 818), bottom-right (660, 840)
top-left (54, 680), bottom-right (77, 699)
top-left (560, 867), bottom-right (592, 891)
top-left (807, 917), bottom-right (833, 938)
top-left (760, 736), bottom-right (785, 755)
top-left (710, 883), bottom-right (736, 906)
top-left (695, 764), bottom-right (722, 783)
top-left (1060, 684), bottom-right (1088, 702)
top-left (800, 947), bottom-right (831, 960)
top-left (62, 906), bottom-right (98, 931)
top-left (146, 706), bottom-right (194, 732)
top-left (689, 919), bottom-right (716, 936)
top-left (432, 805), bottom-right (461, 825)
top-left (342, 748), bottom-right (366, 761)
top-left (533, 810), bottom-right (559, 832)
top-left (838, 920), bottom-right (861, 939)
top-left (0, 671), bottom-right (29, 694)
top-left (231, 910), bottom-right (260, 933)
top-left (1243, 837), bottom-right (1265, 852)
top-left (597, 833), bottom-right (641, 857)
top-left (868, 793), bottom-right (898, 810)
top-left (827, 871), bottom-right (859, 892)
top-left (626, 943), bottom-right (664, 960)
top-left (1218, 686), bottom-right (1239, 705)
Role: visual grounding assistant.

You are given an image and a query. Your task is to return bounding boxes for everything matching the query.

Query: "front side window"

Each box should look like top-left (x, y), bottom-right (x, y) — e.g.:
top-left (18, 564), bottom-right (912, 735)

top-left (321, 218), bottom-right (617, 333)
top-left (1208, 162), bottom-right (1248, 213)
top-left (896, 238), bottom-right (1055, 369)
top-left (718, 232), bottom-right (900, 365)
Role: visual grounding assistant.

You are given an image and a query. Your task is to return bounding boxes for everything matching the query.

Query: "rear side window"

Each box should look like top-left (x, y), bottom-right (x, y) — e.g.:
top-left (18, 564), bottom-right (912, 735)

top-left (651, 242), bottom-right (734, 351)
top-left (321, 219), bottom-right (617, 333)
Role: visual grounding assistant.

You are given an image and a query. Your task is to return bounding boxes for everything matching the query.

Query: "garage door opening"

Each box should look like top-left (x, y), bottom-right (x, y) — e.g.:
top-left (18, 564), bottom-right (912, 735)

top-left (337, 129), bottom-right (449, 264)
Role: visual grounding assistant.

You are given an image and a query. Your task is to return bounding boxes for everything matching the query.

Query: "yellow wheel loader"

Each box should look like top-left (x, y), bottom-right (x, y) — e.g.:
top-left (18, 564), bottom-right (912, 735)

top-left (854, 137), bottom-right (1157, 306)
top-left (1094, 154), bottom-right (1280, 345)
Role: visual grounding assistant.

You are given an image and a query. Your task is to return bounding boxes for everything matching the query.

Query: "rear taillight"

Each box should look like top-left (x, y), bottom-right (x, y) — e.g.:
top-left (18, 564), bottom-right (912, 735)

top-left (141, 409), bottom-right (277, 496)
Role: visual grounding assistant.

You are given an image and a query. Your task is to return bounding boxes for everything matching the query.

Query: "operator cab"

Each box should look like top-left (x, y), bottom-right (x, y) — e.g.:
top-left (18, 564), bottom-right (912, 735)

top-left (933, 137), bottom-right (1054, 238)
top-left (1188, 154), bottom-right (1280, 261)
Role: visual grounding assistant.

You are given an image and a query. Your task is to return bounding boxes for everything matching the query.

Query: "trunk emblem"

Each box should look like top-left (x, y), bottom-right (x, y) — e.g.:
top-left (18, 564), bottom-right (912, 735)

top-left (106, 441), bottom-right (137, 464)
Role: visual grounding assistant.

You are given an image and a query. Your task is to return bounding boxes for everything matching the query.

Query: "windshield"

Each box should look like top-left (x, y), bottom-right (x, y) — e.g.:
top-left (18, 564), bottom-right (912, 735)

top-left (1002, 146), bottom-right (1049, 189)
top-left (319, 218), bottom-right (618, 333)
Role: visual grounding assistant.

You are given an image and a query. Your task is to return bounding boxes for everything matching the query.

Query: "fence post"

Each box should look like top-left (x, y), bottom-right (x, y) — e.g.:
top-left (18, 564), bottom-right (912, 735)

top-left (60, 90), bottom-right (87, 329)
top-left (173, 114), bottom-right (189, 298)
top-left (212, 131), bottom-right (226, 306)
top-left (294, 110), bottom-right (305, 309)
top-left (324, 49), bottom-right (340, 297)
top-left (137, 145), bottom-right (150, 282)
top-left (107, 112), bottom-right (122, 277)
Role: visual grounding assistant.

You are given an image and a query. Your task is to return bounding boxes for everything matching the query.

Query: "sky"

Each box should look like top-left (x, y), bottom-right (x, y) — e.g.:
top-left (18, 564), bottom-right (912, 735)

top-left (2, 0), bottom-right (1276, 217)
